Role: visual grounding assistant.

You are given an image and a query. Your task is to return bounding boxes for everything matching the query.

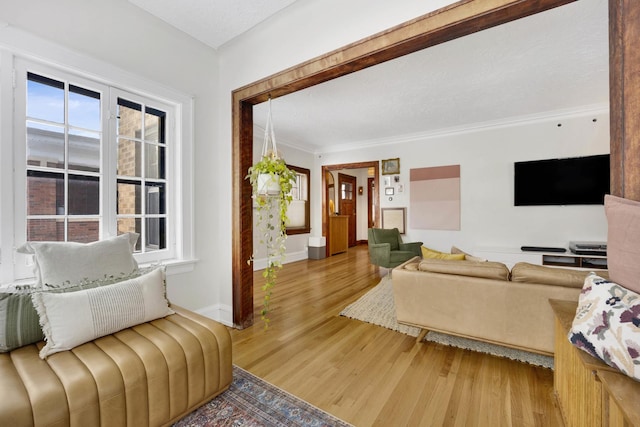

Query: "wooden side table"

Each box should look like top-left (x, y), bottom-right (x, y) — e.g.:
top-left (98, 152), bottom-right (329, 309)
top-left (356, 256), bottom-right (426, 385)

top-left (550, 299), bottom-right (640, 427)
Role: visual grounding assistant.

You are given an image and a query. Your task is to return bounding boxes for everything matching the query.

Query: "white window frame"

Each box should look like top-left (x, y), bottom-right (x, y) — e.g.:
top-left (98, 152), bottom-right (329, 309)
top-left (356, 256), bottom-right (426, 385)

top-left (0, 44), bottom-right (195, 284)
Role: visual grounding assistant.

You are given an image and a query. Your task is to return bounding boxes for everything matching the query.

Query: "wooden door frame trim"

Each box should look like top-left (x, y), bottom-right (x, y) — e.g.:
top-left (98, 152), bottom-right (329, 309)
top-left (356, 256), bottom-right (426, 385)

top-left (232, 0), bottom-right (616, 328)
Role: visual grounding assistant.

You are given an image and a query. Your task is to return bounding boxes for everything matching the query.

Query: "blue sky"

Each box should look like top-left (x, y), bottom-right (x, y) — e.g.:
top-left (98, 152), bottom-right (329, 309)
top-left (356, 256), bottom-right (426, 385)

top-left (27, 78), bottom-right (101, 134)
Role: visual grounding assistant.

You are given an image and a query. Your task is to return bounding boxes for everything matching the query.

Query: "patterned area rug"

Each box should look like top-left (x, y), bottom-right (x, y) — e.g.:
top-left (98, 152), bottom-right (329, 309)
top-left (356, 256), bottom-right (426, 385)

top-left (340, 276), bottom-right (554, 369)
top-left (174, 365), bottom-right (352, 427)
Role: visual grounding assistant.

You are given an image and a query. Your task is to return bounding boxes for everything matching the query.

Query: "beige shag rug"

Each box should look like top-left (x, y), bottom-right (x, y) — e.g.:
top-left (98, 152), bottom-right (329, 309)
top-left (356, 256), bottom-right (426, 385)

top-left (340, 276), bottom-right (554, 369)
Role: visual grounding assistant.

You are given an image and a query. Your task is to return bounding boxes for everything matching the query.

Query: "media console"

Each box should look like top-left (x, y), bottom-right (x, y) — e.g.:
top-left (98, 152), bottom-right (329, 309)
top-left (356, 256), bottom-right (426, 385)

top-left (475, 246), bottom-right (607, 270)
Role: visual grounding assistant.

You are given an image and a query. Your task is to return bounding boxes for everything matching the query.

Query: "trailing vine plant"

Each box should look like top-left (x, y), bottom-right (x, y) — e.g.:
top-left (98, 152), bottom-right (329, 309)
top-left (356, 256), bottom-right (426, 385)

top-left (246, 99), bottom-right (297, 328)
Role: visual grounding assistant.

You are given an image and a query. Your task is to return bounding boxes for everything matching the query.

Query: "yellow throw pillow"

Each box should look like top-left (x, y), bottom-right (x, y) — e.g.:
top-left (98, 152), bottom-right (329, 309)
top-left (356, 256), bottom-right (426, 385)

top-left (421, 246), bottom-right (465, 261)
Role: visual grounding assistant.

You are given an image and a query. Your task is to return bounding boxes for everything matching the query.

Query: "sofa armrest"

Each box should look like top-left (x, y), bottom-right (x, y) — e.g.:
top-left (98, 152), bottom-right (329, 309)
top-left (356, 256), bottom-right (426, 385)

top-left (369, 243), bottom-right (391, 265)
top-left (399, 241), bottom-right (423, 257)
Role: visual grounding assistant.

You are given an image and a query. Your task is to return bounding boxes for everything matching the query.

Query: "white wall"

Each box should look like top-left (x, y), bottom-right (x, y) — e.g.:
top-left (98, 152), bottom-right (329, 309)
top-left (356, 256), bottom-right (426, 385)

top-left (0, 0), bottom-right (225, 319)
top-left (318, 108), bottom-right (610, 254)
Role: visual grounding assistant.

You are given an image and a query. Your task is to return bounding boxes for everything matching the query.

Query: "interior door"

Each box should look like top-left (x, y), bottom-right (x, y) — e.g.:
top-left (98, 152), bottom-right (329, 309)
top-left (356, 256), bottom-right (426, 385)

top-left (339, 173), bottom-right (357, 247)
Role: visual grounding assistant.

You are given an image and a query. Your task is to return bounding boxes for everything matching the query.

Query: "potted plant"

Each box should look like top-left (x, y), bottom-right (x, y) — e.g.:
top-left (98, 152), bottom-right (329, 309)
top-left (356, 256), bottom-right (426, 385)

top-left (246, 100), bottom-right (297, 328)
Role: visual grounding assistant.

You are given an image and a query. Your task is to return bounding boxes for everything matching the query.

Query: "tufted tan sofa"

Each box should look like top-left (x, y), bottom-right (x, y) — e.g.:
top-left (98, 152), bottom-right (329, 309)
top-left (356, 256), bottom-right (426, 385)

top-left (0, 305), bottom-right (232, 427)
top-left (392, 256), bottom-right (606, 355)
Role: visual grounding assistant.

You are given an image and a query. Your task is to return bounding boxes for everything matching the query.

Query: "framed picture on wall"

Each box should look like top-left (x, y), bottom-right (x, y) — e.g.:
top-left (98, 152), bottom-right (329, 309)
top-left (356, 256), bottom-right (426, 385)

top-left (382, 158), bottom-right (400, 175)
top-left (381, 207), bottom-right (406, 234)
top-left (385, 187), bottom-right (394, 196)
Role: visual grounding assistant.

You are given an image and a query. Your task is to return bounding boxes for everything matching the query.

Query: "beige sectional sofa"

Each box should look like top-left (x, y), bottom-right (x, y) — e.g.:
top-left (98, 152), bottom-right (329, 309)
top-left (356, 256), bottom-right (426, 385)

top-left (392, 256), bottom-right (605, 355)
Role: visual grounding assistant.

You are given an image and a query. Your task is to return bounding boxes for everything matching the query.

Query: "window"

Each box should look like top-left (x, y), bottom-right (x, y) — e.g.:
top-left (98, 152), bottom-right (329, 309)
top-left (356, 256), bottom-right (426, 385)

top-left (115, 98), bottom-right (167, 253)
top-left (2, 56), bottom-right (192, 283)
top-left (25, 73), bottom-right (102, 243)
top-left (285, 165), bottom-right (310, 235)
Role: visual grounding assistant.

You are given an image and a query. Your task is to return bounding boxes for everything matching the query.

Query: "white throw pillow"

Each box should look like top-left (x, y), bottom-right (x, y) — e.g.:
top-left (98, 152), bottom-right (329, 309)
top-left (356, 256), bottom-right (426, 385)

top-left (18, 233), bottom-right (139, 288)
top-left (32, 267), bottom-right (173, 358)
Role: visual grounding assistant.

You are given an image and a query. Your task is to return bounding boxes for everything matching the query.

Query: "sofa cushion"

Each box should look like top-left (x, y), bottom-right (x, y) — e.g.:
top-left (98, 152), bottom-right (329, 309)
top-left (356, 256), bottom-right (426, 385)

top-left (451, 245), bottom-right (487, 262)
top-left (511, 262), bottom-right (597, 288)
top-left (18, 233), bottom-right (139, 288)
top-left (569, 274), bottom-right (640, 382)
top-left (32, 266), bottom-right (173, 358)
top-left (403, 261), bottom-right (420, 271)
top-left (605, 194), bottom-right (640, 294)
top-left (421, 246), bottom-right (465, 261)
top-left (418, 258), bottom-right (509, 281)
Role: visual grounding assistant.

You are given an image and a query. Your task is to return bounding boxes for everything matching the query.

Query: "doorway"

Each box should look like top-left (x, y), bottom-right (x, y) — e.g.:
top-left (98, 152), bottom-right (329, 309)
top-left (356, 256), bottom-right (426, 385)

top-left (322, 161), bottom-right (379, 258)
top-left (338, 173), bottom-right (357, 247)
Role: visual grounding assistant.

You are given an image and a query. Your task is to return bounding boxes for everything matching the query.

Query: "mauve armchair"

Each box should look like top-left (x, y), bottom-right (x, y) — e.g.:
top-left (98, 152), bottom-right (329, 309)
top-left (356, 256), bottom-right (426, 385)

top-left (367, 228), bottom-right (422, 269)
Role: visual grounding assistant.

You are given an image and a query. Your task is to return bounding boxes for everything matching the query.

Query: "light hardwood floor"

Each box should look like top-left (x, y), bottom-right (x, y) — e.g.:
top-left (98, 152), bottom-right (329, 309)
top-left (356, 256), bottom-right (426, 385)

top-left (229, 245), bottom-right (564, 426)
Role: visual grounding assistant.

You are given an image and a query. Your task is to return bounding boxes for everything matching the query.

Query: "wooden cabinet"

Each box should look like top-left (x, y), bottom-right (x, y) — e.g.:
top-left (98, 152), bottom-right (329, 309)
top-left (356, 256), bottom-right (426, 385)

top-left (329, 215), bottom-right (349, 255)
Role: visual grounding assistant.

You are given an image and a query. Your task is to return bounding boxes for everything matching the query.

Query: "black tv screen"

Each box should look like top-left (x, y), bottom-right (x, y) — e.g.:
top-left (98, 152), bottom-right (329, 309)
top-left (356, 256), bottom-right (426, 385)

top-left (514, 154), bottom-right (610, 206)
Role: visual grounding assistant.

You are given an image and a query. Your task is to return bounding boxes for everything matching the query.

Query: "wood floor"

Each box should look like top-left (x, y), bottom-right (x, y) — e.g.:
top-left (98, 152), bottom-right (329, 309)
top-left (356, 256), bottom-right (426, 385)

top-left (229, 245), bottom-right (564, 426)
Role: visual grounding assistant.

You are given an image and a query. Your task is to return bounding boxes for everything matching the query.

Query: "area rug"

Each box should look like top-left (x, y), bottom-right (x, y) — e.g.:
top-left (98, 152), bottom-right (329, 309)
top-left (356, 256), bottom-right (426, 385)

top-left (174, 365), bottom-right (352, 427)
top-left (339, 276), bottom-right (554, 369)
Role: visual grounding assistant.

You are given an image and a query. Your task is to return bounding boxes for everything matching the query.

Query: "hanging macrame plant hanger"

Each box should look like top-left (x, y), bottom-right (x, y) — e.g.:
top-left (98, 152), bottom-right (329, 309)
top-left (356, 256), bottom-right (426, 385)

top-left (256, 98), bottom-right (281, 195)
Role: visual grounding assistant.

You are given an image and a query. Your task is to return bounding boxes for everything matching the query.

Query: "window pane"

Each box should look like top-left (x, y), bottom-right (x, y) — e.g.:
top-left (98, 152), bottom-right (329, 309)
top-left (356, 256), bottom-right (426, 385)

top-left (145, 218), bottom-right (166, 251)
top-left (27, 219), bottom-right (63, 242)
top-left (118, 218), bottom-right (142, 252)
top-left (145, 107), bottom-right (165, 143)
top-left (27, 170), bottom-right (64, 215)
top-left (145, 183), bottom-right (165, 215)
top-left (27, 73), bottom-right (64, 123)
top-left (68, 174), bottom-right (99, 215)
top-left (69, 85), bottom-right (100, 131)
top-left (27, 122), bottom-right (64, 169)
top-left (67, 219), bottom-right (99, 243)
top-left (145, 143), bottom-right (165, 179)
top-left (117, 181), bottom-right (141, 215)
top-left (118, 138), bottom-right (141, 177)
top-left (69, 130), bottom-right (100, 172)
top-left (117, 98), bottom-right (142, 139)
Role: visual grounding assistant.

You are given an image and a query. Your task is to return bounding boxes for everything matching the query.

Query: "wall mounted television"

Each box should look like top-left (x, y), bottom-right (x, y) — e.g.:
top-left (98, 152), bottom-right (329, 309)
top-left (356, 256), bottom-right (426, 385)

top-left (514, 154), bottom-right (610, 206)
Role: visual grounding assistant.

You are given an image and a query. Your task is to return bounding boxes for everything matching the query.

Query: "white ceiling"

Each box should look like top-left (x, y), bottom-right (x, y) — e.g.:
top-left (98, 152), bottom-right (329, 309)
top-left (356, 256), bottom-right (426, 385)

top-left (128, 0), bottom-right (300, 49)
top-left (129, 0), bottom-right (609, 154)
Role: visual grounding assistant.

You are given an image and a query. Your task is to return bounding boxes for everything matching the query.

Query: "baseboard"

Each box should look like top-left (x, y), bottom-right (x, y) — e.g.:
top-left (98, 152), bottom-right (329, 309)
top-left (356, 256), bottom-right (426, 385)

top-left (252, 249), bottom-right (307, 271)
top-left (196, 304), bottom-right (233, 327)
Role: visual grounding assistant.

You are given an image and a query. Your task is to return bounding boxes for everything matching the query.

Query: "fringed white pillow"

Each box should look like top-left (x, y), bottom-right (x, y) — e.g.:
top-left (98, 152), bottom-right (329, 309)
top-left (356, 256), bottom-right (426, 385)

top-left (18, 233), bottom-right (139, 288)
top-left (32, 267), bottom-right (173, 358)
top-left (569, 274), bottom-right (640, 382)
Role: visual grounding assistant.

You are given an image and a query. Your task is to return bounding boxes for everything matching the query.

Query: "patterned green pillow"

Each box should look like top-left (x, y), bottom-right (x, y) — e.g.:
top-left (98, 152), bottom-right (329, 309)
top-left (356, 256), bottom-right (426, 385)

top-left (0, 287), bottom-right (43, 352)
top-left (0, 266), bottom-right (159, 353)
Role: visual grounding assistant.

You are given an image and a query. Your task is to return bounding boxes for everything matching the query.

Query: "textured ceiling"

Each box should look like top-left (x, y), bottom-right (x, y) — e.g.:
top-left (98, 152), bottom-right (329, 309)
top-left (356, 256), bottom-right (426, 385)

top-left (128, 0), bottom-right (299, 49)
top-left (253, 0), bottom-right (609, 153)
top-left (128, 0), bottom-right (609, 154)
